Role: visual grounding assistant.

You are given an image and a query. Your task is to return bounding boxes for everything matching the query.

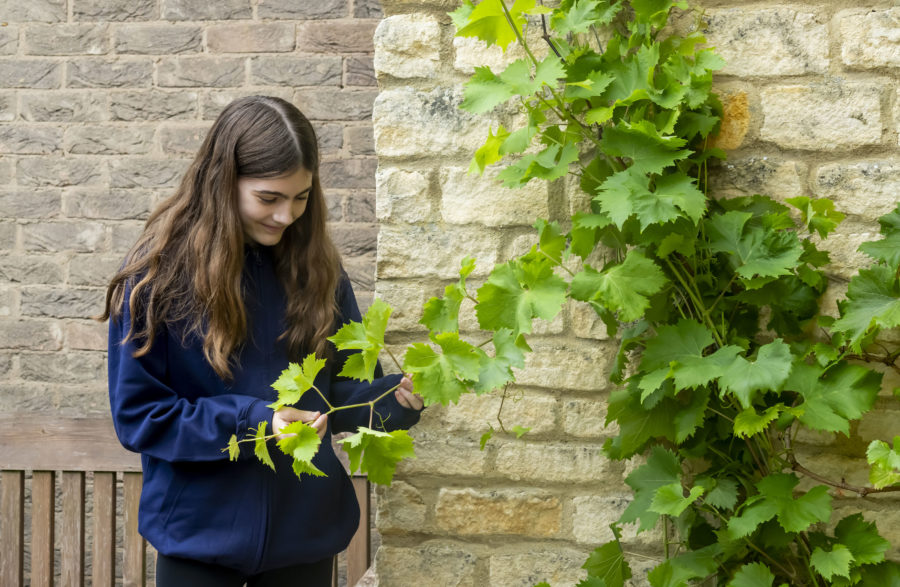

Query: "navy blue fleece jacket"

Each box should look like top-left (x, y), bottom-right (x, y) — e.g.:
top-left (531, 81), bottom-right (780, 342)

top-left (108, 245), bottom-right (420, 574)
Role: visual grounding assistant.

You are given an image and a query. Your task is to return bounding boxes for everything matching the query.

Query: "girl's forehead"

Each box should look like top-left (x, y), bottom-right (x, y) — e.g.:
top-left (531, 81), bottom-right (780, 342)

top-left (238, 168), bottom-right (313, 194)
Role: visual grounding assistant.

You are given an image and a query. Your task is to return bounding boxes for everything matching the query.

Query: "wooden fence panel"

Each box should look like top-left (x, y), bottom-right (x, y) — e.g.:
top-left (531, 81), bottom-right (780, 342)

top-left (92, 472), bottom-right (117, 587)
top-left (0, 470), bottom-right (25, 587)
top-left (61, 472), bottom-right (86, 587)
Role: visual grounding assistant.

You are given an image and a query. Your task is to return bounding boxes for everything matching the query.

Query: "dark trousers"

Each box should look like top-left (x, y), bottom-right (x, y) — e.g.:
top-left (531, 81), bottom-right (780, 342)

top-left (156, 553), bottom-right (333, 587)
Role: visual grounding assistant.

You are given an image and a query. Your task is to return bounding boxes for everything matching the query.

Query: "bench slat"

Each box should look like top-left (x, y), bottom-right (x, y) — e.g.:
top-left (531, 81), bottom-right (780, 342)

top-left (32, 471), bottom-right (55, 587)
top-left (347, 477), bottom-right (371, 587)
top-left (0, 470), bottom-right (24, 587)
top-left (92, 472), bottom-right (116, 587)
top-left (61, 472), bottom-right (86, 587)
top-left (0, 416), bottom-right (140, 473)
top-left (123, 472), bottom-right (146, 587)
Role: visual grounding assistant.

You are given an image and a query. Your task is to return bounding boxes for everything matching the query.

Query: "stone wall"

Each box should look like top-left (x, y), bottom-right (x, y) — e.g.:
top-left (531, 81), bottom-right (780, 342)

top-left (372, 1), bottom-right (900, 586)
top-left (0, 0), bottom-right (383, 415)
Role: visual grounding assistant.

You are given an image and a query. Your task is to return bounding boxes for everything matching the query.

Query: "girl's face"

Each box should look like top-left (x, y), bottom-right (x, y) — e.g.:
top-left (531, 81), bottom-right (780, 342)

top-left (237, 167), bottom-right (313, 246)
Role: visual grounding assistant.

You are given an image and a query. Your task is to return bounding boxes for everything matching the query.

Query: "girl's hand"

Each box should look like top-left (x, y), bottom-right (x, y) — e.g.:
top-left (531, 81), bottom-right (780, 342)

top-left (395, 375), bottom-right (424, 411)
top-left (272, 407), bottom-right (328, 440)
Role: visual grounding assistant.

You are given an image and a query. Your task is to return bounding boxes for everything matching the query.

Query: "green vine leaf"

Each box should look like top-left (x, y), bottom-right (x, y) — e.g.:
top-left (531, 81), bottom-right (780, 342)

top-left (810, 544), bottom-right (854, 582)
top-left (570, 250), bottom-right (667, 323)
top-left (475, 328), bottom-right (531, 394)
top-left (268, 353), bottom-right (326, 410)
top-left (328, 298), bottom-right (392, 382)
top-left (276, 421), bottom-right (325, 480)
top-left (649, 546), bottom-right (721, 587)
top-left (786, 196), bottom-right (845, 239)
top-left (727, 474), bottom-right (831, 538)
top-left (403, 332), bottom-right (483, 406)
top-left (339, 427), bottom-right (415, 486)
top-left (254, 420), bottom-right (275, 471)
top-left (727, 562), bottom-right (775, 587)
top-left (834, 513), bottom-right (890, 566)
top-left (649, 482), bottom-right (704, 516)
top-left (717, 339), bottom-right (793, 409)
top-left (831, 265), bottom-right (900, 351)
top-left (787, 362), bottom-right (881, 435)
top-left (621, 445), bottom-right (681, 531)
top-left (866, 437), bottom-right (900, 489)
top-left (454, 0), bottom-right (534, 51)
top-left (226, 434), bottom-right (239, 461)
top-left (858, 204), bottom-right (900, 271)
top-left (706, 211), bottom-right (804, 287)
top-left (599, 121), bottom-right (691, 176)
top-left (582, 527), bottom-right (631, 587)
top-left (421, 256), bottom-right (476, 333)
top-left (551, 0), bottom-right (621, 35)
top-left (733, 404), bottom-right (785, 438)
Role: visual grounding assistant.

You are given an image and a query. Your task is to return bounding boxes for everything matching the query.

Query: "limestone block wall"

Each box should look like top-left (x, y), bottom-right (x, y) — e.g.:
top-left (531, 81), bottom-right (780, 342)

top-left (372, 1), bottom-right (900, 586)
top-left (0, 0), bottom-right (383, 415)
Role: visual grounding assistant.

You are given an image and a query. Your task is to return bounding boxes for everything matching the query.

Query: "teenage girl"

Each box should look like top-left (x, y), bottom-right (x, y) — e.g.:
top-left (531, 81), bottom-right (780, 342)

top-left (101, 95), bottom-right (424, 586)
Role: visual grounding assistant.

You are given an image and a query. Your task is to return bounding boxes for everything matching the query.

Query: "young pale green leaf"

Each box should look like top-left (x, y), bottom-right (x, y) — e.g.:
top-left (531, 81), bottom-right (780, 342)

top-left (786, 362), bottom-right (881, 435)
top-left (728, 474), bottom-right (831, 537)
top-left (727, 562), bottom-right (775, 587)
top-left (268, 353), bottom-right (326, 410)
top-left (512, 425), bottom-right (531, 438)
top-left (475, 253), bottom-right (568, 335)
top-left (480, 426), bottom-right (494, 450)
top-left (474, 328), bottom-right (530, 394)
top-left (328, 298), bottom-right (392, 382)
top-left (621, 446), bottom-right (681, 531)
top-left (811, 545), bottom-right (854, 582)
top-left (461, 67), bottom-right (515, 115)
top-left (551, 0), bottom-right (621, 35)
top-left (448, 0), bottom-right (475, 30)
top-left (403, 332), bottom-right (483, 406)
top-left (582, 527), bottom-right (631, 587)
top-left (226, 434), bottom-right (239, 461)
top-left (455, 0), bottom-right (534, 52)
top-left (339, 427), bottom-right (415, 486)
top-left (834, 513), bottom-right (890, 566)
top-left (600, 122), bottom-right (690, 176)
top-left (786, 196), bottom-right (845, 239)
top-left (649, 482), bottom-right (704, 516)
top-left (420, 256), bottom-right (474, 333)
top-left (717, 339), bottom-right (793, 409)
top-left (254, 420), bottom-right (275, 471)
top-left (866, 437), bottom-right (900, 489)
top-left (831, 265), bottom-right (900, 351)
top-left (469, 123), bottom-right (511, 173)
top-left (276, 421), bottom-right (326, 480)
top-left (570, 251), bottom-right (667, 323)
top-left (733, 404), bottom-right (784, 438)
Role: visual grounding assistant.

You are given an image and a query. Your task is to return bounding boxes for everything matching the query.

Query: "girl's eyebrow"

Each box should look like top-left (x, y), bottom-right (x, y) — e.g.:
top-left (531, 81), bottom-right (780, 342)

top-left (253, 187), bottom-right (312, 199)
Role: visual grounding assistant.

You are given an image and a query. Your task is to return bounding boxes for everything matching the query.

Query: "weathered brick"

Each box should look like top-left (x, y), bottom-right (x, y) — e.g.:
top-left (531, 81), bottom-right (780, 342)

top-left (17, 158), bottom-right (105, 187)
top-left (0, 288), bottom-right (13, 316)
top-left (0, 190), bottom-right (61, 218)
top-left (439, 166), bottom-right (548, 226)
top-left (23, 222), bottom-right (105, 253)
top-left (24, 24), bottom-right (108, 55)
top-left (496, 441), bottom-right (613, 484)
top-left (331, 223), bottom-right (377, 257)
top-left (21, 287), bottom-right (104, 319)
top-left (53, 384), bottom-right (110, 415)
top-left (346, 56), bottom-right (376, 86)
top-left (1, 0), bottom-right (66, 22)
top-left (373, 87), bottom-right (485, 158)
top-left (452, 29), bottom-right (543, 75)
top-left (294, 89), bottom-right (378, 121)
top-left (68, 254), bottom-right (121, 286)
top-left (0, 319), bottom-right (63, 350)
top-left (257, 0), bottom-right (347, 19)
top-left (324, 191), bottom-right (343, 221)
top-left (297, 20), bottom-right (377, 53)
top-left (812, 219), bottom-right (877, 281)
top-left (110, 90), bottom-right (197, 121)
top-left (571, 494), bottom-right (659, 546)
top-left (0, 60), bottom-right (62, 89)
top-left (377, 224), bottom-right (501, 280)
top-left (0, 92), bottom-right (14, 121)
top-left (436, 488), bottom-right (562, 537)
top-left (250, 56), bottom-right (341, 86)
top-left (354, 0), bottom-right (382, 18)
top-left (516, 339), bottom-right (616, 392)
top-left (489, 549), bottom-right (589, 587)
top-left (395, 435), bottom-right (487, 477)
top-left (376, 167), bottom-right (435, 223)
top-left (760, 82), bottom-right (883, 150)
top-left (0, 256), bottom-right (64, 285)
top-left (0, 222), bottom-right (15, 251)
top-left (0, 125), bottom-right (62, 154)
top-left (374, 279), bottom-right (428, 331)
top-left (343, 191), bottom-right (375, 223)
top-left (110, 222), bottom-right (144, 254)
top-left (438, 391), bottom-right (559, 435)
top-left (114, 24), bottom-right (203, 54)
top-left (20, 351), bottom-right (105, 383)
top-left (320, 158), bottom-right (377, 190)
top-left (65, 320), bottom-right (108, 351)
top-left (74, 0), bottom-right (156, 21)
top-left (162, 0), bottom-right (251, 21)
top-left (375, 542), bottom-right (477, 587)
top-left (20, 91), bottom-right (107, 122)
top-left (200, 89), bottom-right (293, 121)
top-left (109, 158), bottom-right (187, 189)
top-left (316, 123), bottom-right (343, 153)
top-left (374, 15), bottom-right (441, 79)
top-left (570, 301), bottom-right (610, 340)
top-left (813, 160), bottom-right (900, 222)
top-left (64, 126), bottom-right (154, 155)
top-left (374, 481), bottom-right (426, 534)
top-left (700, 8), bottom-right (828, 76)
top-left (158, 57), bottom-right (245, 88)
top-left (342, 255), bottom-right (375, 294)
top-left (562, 396), bottom-right (616, 439)
top-left (68, 58), bottom-right (153, 88)
top-left (709, 156), bottom-right (807, 201)
top-left (0, 353), bottom-right (11, 378)
top-left (157, 124), bottom-right (210, 154)
top-left (208, 23), bottom-right (295, 53)
top-left (0, 159), bottom-right (10, 184)
top-left (840, 8), bottom-right (900, 70)
top-left (0, 25), bottom-right (18, 54)
top-left (63, 189), bottom-right (153, 220)
top-left (345, 125), bottom-right (374, 156)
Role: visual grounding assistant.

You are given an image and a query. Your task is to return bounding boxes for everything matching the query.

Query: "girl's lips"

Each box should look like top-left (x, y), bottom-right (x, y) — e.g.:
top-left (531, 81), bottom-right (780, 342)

top-left (260, 223), bottom-right (284, 233)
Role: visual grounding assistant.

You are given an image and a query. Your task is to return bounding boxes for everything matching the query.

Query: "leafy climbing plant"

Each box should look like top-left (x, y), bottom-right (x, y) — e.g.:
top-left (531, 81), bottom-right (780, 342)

top-left (227, 0), bottom-right (900, 584)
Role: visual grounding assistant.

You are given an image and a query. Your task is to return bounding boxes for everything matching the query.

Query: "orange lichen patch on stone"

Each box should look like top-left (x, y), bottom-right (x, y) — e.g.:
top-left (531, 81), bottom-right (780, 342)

top-left (710, 91), bottom-right (750, 150)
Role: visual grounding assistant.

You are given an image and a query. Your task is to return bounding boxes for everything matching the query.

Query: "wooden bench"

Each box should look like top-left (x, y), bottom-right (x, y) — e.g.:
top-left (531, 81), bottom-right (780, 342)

top-left (0, 415), bottom-right (372, 587)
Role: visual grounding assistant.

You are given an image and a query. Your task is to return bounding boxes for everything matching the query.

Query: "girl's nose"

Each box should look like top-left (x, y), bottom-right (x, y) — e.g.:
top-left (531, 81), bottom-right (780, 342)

top-left (272, 202), bottom-right (293, 225)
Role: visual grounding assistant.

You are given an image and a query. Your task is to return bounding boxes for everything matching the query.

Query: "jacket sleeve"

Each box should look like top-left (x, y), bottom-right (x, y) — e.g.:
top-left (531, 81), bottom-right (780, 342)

top-left (107, 293), bottom-right (272, 463)
top-left (329, 276), bottom-right (422, 434)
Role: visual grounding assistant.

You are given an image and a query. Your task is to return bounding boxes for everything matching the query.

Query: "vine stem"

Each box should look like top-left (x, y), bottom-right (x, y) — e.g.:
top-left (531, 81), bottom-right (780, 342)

top-left (385, 346), bottom-right (404, 374)
top-left (664, 258), bottom-right (726, 348)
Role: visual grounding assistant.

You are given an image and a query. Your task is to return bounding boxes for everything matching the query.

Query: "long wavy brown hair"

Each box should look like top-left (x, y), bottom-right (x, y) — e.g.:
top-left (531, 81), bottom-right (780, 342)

top-left (100, 95), bottom-right (342, 380)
